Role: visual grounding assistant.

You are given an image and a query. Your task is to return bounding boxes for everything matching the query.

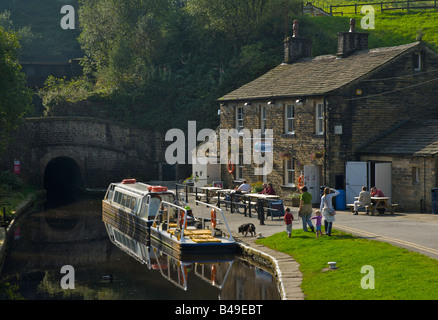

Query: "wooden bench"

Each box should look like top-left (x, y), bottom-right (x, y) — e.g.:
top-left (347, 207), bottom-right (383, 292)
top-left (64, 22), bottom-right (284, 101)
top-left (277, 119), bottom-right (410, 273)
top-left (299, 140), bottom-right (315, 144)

top-left (347, 203), bottom-right (373, 214)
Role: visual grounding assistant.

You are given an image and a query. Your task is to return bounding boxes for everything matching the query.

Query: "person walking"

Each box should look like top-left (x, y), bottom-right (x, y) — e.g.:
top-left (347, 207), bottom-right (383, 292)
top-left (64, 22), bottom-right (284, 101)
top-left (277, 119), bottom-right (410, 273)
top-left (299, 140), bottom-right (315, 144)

top-left (284, 208), bottom-right (294, 238)
top-left (298, 186), bottom-right (314, 232)
top-left (310, 210), bottom-right (323, 239)
top-left (320, 187), bottom-right (339, 236)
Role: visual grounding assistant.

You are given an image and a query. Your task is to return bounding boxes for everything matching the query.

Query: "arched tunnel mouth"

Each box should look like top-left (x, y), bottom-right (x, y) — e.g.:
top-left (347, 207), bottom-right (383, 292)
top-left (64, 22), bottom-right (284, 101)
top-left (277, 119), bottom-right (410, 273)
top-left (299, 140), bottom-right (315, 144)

top-left (43, 157), bottom-right (83, 206)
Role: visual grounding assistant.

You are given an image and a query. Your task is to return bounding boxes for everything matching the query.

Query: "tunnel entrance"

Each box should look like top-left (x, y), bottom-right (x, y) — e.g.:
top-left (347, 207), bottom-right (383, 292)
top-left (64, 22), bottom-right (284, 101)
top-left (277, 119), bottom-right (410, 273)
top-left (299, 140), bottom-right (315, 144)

top-left (43, 157), bottom-right (83, 205)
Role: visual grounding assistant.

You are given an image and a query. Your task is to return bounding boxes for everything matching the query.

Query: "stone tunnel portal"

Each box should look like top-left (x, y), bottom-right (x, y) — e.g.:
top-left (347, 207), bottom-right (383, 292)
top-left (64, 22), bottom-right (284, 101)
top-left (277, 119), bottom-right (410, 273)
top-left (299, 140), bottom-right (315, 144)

top-left (43, 157), bottom-right (83, 205)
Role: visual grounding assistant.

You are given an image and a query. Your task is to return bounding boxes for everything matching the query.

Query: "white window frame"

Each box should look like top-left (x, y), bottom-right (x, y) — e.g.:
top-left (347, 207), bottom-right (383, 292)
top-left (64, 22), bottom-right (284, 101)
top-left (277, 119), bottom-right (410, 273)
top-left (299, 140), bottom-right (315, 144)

top-left (412, 166), bottom-right (420, 184)
top-left (260, 106), bottom-right (266, 134)
top-left (236, 153), bottom-right (244, 180)
top-left (236, 107), bottom-right (244, 132)
top-left (316, 103), bottom-right (324, 135)
top-left (414, 52), bottom-right (422, 71)
top-left (285, 104), bottom-right (295, 134)
top-left (284, 158), bottom-right (295, 186)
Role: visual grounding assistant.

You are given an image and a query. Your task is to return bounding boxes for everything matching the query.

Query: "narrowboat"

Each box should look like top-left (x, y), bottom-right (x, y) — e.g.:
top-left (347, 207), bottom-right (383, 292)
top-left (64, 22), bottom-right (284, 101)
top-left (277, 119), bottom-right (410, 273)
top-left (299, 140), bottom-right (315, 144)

top-left (102, 179), bottom-right (175, 244)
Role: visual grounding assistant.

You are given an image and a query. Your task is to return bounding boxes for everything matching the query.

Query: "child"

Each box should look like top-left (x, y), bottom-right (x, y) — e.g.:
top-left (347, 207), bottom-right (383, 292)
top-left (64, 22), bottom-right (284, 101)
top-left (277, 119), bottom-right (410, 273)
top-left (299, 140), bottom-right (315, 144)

top-left (310, 210), bottom-right (323, 238)
top-left (284, 208), bottom-right (294, 238)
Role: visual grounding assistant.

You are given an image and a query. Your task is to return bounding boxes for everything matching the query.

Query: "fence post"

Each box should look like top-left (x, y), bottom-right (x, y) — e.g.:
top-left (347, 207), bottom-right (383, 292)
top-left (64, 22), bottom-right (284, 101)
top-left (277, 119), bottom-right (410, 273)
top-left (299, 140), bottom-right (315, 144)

top-left (407, 0), bottom-right (410, 11)
top-left (381, 1), bottom-right (383, 12)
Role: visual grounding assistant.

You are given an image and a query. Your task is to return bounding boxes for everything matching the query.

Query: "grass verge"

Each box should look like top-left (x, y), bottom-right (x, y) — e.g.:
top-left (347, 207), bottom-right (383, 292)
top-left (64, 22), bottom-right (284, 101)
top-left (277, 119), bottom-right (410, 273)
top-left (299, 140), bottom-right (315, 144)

top-left (256, 229), bottom-right (438, 299)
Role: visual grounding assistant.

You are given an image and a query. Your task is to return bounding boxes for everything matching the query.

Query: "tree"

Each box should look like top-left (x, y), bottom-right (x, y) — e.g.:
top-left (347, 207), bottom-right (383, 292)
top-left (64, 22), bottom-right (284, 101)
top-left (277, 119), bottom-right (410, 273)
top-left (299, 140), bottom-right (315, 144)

top-left (0, 10), bottom-right (34, 59)
top-left (0, 26), bottom-right (32, 151)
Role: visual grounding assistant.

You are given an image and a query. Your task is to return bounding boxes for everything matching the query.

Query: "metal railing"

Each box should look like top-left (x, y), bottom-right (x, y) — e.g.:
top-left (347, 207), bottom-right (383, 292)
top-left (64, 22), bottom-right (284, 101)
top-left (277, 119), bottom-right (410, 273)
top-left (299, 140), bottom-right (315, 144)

top-left (329, 0), bottom-right (438, 15)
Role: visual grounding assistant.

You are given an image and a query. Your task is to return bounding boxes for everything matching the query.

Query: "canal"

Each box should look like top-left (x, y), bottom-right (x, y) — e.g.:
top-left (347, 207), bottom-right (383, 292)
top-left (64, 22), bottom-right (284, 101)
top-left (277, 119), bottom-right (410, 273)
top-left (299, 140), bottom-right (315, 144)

top-left (0, 197), bottom-right (280, 300)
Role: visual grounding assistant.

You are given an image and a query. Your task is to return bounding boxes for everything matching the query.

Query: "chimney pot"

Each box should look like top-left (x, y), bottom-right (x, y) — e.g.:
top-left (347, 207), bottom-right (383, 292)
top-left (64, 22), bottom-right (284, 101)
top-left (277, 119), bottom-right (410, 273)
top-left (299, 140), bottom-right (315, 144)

top-left (283, 20), bottom-right (312, 64)
top-left (349, 18), bottom-right (356, 33)
top-left (337, 19), bottom-right (368, 57)
top-left (293, 20), bottom-right (299, 37)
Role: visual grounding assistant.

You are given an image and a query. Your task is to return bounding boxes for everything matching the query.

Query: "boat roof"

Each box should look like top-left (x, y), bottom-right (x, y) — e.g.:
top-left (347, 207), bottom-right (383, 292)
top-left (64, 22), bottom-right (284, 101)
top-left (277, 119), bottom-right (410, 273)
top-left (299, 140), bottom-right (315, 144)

top-left (114, 181), bottom-right (174, 197)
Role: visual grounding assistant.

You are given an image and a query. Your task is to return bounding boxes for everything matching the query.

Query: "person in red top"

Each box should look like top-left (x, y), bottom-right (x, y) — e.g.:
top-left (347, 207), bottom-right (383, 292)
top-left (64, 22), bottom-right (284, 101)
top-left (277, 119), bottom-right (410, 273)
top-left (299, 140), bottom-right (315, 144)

top-left (284, 208), bottom-right (294, 238)
top-left (371, 187), bottom-right (385, 214)
top-left (259, 183), bottom-right (276, 195)
top-left (266, 183), bottom-right (276, 195)
top-left (371, 187), bottom-right (384, 197)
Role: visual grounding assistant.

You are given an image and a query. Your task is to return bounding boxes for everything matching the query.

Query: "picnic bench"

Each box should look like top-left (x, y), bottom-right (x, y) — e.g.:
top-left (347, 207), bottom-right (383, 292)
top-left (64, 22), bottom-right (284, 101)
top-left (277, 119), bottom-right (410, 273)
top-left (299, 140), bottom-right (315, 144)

top-left (347, 196), bottom-right (398, 215)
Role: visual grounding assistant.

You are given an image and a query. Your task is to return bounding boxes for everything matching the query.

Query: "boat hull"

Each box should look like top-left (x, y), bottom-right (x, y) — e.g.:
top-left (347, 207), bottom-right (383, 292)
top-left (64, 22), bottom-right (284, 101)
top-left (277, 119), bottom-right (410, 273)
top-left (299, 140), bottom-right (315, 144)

top-left (102, 200), bottom-right (151, 244)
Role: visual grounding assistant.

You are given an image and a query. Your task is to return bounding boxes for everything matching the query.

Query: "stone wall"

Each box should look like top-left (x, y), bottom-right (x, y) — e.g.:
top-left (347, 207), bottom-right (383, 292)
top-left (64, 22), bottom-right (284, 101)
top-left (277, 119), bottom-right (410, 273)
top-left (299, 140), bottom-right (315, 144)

top-left (0, 117), bottom-right (158, 188)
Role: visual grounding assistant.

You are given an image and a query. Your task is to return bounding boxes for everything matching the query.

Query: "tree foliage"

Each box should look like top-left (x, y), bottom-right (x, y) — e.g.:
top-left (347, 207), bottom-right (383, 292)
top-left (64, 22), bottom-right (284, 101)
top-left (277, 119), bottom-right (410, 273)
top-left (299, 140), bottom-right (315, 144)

top-left (43, 0), bottom-right (303, 131)
top-left (0, 26), bottom-right (32, 151)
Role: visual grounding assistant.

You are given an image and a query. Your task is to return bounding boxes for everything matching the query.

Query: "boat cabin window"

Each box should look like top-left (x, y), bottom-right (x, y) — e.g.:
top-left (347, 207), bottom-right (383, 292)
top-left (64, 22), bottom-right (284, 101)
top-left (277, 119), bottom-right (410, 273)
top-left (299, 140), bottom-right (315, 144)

top-left (148, 196), bottom-right (161, 218)
top-left (143, 193), bottom-right (175, 218)
top-left (113, 191), bottom-right (138, 211)
top-left (105, 184), bottom-right (116, 200)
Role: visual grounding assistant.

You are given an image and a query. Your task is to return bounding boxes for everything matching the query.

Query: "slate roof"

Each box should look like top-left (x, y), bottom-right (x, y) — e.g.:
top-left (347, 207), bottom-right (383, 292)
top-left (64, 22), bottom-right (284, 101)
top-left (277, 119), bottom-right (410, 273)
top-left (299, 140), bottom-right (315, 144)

top-left (359, 119), bottom-right (438, 156)
top-left (219, 42), bottom-right (420, 102)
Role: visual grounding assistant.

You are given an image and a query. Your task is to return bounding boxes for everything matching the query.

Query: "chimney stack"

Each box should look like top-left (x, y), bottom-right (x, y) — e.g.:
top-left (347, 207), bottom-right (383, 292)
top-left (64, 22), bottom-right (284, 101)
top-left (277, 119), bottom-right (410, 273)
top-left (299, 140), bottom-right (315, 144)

top-left (337, 19), bottom-right (368, 57)
top-left (284, 20), bottom-right (312, 64)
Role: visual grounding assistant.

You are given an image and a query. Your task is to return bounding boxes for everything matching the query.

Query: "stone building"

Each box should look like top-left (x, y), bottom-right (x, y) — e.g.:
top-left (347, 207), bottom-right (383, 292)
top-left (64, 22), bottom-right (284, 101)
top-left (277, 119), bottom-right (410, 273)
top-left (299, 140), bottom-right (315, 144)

top-left (216, 19), bottom-right (438, 212)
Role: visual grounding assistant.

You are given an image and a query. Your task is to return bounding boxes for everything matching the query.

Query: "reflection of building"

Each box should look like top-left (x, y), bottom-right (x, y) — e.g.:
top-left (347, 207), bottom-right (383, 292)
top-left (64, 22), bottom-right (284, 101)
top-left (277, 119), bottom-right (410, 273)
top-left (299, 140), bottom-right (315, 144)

top-left (217, 19), bottom-right (438, 212)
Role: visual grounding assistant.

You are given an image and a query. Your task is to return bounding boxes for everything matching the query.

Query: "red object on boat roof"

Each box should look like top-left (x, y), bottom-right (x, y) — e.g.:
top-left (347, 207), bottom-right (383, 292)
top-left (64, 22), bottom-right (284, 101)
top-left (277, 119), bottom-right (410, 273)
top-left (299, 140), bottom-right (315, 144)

top-left (121, 179), bottom-right (137, 184)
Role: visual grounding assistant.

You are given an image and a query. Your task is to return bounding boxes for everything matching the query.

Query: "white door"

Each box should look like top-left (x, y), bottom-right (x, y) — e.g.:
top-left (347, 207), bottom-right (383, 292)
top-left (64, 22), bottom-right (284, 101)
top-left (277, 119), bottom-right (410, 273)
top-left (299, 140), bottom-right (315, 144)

top-left (304, 165), bottom-right (320, 204)
top-left (346, 161), bottom-right (369, 204)
top-left (375, 163), bottom-right (392, 203)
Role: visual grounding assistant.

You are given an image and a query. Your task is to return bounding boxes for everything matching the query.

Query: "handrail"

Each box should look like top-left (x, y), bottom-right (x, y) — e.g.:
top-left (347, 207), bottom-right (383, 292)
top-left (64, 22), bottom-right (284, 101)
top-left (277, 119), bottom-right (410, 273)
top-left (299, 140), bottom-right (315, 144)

top-left (153, 200), bottom-right (188, 242)
top-left (195, 200), bottom-right (234, 242)
top-left (194, 261), bottom-right (234, 290)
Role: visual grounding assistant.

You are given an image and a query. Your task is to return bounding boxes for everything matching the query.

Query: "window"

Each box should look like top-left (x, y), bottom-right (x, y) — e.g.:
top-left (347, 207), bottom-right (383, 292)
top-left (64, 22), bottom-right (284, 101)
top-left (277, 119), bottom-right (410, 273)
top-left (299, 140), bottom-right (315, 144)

top-left (413, 52), bottom-right (422, 71)
top-left (260, 106), bottom-right (266, 134)
top-left (412, 167), bottom-right (420, 184)
top-left (316, 103), bottom-right (324, 135)
top-left (284, 158), bottom-right (295, 185)
top-left (236, 153), bottom-right (244, 180)
top-left (236, 107), bottom-right (244, 132)
top-left (285, 105), bottom-right (295, 134)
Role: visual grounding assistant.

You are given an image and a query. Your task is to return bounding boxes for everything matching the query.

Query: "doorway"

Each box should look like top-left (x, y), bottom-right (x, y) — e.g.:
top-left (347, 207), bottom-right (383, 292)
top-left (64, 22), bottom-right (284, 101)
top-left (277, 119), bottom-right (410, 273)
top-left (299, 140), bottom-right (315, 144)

top-left (303, 165), bottom-right (321, 204)
top-left (345, 161), bottom-right (392, 204)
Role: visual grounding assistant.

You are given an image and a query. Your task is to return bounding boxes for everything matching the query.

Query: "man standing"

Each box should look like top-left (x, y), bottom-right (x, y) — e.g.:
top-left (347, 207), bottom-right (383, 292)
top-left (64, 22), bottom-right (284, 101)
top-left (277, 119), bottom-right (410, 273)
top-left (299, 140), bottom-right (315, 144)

top-left (298, 187), bottom-right (314, 232)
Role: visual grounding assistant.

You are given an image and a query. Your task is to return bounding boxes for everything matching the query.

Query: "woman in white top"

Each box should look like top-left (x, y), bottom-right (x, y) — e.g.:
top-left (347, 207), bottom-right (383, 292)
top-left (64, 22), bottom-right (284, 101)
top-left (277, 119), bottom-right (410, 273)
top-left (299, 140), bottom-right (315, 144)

top-left (320, 187), bottom-right (340, 236)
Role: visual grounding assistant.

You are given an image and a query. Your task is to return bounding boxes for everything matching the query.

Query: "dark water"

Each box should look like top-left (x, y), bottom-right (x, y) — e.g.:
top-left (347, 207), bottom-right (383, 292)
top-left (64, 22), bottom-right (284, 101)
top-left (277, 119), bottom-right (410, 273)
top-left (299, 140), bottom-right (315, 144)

top-left (0, 198), bottom-right (280, 300)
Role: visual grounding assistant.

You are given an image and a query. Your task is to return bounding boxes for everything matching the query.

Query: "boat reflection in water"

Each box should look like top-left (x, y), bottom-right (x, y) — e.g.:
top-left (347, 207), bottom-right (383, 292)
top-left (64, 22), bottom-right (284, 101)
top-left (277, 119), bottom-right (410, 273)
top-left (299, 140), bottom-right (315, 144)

top-left (104, 222), bottom-right (234, 292)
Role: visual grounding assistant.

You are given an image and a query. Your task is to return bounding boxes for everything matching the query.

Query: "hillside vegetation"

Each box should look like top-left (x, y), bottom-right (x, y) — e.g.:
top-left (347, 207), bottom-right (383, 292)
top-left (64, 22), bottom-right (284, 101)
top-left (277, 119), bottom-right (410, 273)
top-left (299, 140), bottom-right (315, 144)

top-left (4, 0), bottom-right (437, 132)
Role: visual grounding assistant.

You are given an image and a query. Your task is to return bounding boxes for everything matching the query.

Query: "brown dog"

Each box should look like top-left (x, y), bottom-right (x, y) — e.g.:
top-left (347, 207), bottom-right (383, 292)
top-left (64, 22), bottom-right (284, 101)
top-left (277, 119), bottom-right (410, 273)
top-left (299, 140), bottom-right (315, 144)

top-left (238, 223), bottom-right (256, 236)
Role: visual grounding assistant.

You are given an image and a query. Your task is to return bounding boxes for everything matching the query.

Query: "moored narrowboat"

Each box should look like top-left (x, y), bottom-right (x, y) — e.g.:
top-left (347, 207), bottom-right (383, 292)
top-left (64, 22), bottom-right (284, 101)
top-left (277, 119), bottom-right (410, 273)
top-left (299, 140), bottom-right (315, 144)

top-left (102, 179), bottom-right (175, 244)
